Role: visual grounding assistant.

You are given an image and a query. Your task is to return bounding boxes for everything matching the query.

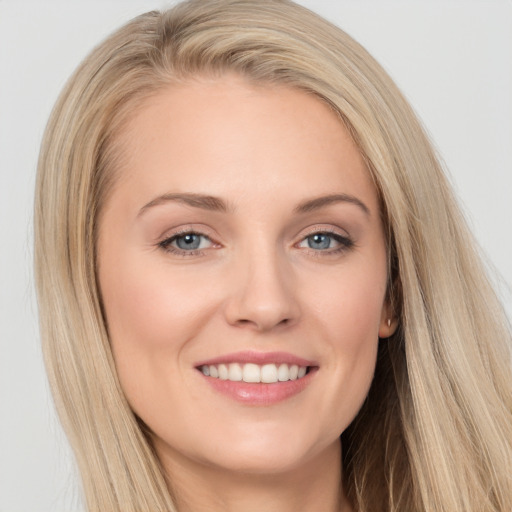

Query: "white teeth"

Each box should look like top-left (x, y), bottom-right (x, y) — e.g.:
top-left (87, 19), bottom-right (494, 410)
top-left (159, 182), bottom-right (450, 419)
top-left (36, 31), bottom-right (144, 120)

top-left (243, 363), bottom-right (261, 383)
top-left (261, 364), bottom-right (278, 383)
top-left (200, 363), bottom-right (309, 383)
top-left (228, 363), bottom-right (243, 381)
top-left (218, 364), bottom-right (228, 380)
top-left (277, 363), bottom-right (289, 381)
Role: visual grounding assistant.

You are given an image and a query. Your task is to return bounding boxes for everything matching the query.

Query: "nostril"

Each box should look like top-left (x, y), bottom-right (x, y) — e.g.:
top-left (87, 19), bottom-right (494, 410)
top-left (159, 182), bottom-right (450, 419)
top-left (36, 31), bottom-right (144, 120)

top-left (233, 316), bottom-right (292, 330)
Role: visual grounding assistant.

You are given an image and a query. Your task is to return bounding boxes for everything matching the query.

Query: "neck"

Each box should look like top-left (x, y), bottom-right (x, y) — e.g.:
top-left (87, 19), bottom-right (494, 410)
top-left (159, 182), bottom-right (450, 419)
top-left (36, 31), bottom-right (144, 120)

top-left (157, 439), bottom-right (352, 512)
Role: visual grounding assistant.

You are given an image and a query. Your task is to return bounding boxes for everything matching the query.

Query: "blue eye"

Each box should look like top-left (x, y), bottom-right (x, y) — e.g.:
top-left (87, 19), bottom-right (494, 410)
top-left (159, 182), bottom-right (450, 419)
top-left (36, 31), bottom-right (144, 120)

top-left (298, 232), bottom-right (353, 252)
top-left (307, 233), bottom-right (332, 250)
top-left (159, 232), bottom-right (213, 253)
top-left (174, 233), bottom-right (203, 250)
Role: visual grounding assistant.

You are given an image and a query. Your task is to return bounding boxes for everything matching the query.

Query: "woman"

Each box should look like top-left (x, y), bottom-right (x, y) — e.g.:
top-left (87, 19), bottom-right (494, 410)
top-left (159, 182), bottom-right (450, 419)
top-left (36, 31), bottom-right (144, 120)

top-left (34, 1), bottom-right (512, 511)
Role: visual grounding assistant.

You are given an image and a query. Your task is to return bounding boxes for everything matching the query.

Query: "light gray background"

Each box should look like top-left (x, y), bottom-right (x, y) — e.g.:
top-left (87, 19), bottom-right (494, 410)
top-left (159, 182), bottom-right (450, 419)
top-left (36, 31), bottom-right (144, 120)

top-left (1, 1), bottom-right (511, 511)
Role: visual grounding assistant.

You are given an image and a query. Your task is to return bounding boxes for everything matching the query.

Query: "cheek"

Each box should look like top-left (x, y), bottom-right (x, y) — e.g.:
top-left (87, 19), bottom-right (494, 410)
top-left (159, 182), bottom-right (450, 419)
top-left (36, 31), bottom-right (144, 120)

top-left (101, 250), bottom-right (214, 345)
top-left (313, 256), bottom-right (387, 346)
top-left (98, 250), bottom-right (220, 404)
top-left (304, 256), bottom-right (387, 428)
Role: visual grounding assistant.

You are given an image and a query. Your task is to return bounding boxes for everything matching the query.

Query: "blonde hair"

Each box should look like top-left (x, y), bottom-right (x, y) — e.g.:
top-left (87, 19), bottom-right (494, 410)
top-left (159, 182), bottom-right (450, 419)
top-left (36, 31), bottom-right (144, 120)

top-left (34, 1), bottom-right (512, 511)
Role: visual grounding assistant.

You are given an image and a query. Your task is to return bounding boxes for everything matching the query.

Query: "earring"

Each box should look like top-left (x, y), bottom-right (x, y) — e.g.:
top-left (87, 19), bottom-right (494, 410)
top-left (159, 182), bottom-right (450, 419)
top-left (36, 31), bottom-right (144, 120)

top-left (387, 318), bottom-right (391, 328)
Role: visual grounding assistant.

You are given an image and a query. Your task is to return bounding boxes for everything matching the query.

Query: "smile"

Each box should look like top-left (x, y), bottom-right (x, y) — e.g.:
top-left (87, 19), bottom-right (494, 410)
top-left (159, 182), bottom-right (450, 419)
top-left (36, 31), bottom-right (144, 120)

top-left (195, 351), bottom-right (318, 405)
top-left (200, 363), bottom-right (309, 383)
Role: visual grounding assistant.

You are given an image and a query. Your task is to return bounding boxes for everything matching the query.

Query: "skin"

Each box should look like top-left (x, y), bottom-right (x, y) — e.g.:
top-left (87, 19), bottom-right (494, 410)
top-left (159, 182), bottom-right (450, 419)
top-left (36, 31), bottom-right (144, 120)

top-left (98, 75), bottom-right (396, 512)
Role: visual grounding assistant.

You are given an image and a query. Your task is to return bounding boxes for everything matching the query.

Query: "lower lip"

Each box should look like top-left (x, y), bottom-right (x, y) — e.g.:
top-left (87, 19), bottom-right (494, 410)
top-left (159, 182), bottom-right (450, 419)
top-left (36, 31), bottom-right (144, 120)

top-left (199, 368), bottom-right (317, 405)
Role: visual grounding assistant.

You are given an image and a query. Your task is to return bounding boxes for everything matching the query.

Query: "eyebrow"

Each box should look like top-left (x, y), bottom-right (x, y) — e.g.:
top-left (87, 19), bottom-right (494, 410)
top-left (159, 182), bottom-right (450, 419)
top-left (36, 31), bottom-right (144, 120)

top-left (138, 192), bottom-right (370, 217)
top-left (138, 193), bottom-right (230, 216)
top-left (294, 193), bottom-right (370, 216)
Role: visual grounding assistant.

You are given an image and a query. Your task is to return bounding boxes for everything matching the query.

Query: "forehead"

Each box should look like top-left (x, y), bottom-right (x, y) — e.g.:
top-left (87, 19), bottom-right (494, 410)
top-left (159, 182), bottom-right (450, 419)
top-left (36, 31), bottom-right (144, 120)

top-left (108, 75), bottom-right (379, 215)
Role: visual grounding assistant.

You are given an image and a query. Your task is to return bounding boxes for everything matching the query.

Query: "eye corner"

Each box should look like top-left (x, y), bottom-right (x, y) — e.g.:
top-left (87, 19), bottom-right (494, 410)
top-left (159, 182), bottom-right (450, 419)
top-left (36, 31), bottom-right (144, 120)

top-left (295, 228), bottom-right (354, 255)
top-left (157, 229), bottom-right (221, 257)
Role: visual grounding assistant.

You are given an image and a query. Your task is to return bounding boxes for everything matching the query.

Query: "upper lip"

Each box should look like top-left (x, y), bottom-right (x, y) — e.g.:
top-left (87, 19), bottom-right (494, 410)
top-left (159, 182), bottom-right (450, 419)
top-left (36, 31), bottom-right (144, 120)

top-left (195, 350), bottom-right (317, 368)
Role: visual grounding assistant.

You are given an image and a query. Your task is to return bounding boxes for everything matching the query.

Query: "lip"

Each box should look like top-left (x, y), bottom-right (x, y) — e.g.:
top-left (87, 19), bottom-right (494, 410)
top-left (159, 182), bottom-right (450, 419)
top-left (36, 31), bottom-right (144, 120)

top-left (195, 350), bottom-right (317, 367)
top-left (195, 351), bottom-right (319, 406)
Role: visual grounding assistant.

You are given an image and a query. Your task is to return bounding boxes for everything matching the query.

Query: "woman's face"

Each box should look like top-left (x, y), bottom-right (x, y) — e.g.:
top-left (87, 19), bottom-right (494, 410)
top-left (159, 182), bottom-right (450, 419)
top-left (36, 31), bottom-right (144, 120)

top-left (98, 75), bottom-right (394, 477)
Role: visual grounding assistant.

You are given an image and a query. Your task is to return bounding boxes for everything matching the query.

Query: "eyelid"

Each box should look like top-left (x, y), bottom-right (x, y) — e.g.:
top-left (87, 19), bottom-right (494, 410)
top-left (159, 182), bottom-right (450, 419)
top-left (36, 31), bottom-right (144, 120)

top-left (296, 224), bottom-right (351, 242)
top-left (294, 225), bottom-right (354, 254)
top-left (157, 225), bottom-right (221, 256)
top-left (155, 223), bottom-right (354, 257)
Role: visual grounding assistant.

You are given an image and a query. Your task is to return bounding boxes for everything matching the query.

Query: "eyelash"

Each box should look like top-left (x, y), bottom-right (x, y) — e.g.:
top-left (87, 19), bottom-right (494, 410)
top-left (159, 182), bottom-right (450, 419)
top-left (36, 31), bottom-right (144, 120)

top-left (158, 229), bottom-right (215, 257)
top-left (298, 229), bottom-right (354, 256)
top-left (157, 229), bottom-right (354, 257)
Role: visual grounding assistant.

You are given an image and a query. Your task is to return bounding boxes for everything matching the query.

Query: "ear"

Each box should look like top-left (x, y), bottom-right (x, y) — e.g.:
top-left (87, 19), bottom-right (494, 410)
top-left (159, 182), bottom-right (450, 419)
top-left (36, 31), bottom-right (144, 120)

top-left (378, 301), bottom-right (398, 339)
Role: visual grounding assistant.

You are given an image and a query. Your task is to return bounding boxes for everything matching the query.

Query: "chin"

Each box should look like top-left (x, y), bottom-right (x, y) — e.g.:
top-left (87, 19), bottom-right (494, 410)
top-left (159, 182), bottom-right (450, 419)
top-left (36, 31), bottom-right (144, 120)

top-left (193, 427), bottom-right (337, 476)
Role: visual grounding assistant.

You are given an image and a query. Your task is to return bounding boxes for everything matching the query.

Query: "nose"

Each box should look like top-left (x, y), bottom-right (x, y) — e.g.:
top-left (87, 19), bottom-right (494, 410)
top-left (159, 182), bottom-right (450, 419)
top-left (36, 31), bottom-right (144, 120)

top-left (223, 246), bottom-right (300, 332)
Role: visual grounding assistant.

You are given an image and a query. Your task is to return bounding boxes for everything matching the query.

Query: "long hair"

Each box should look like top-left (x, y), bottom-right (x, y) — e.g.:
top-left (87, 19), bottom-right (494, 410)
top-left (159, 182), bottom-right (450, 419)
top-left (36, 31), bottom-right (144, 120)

top-left (34, 1), bottom-right (512, 510)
